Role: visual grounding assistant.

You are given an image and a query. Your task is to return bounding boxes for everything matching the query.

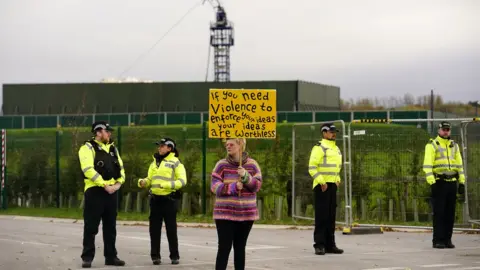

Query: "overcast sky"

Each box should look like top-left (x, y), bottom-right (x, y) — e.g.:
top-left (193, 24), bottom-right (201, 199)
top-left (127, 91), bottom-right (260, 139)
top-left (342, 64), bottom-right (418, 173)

top-left (1, 0), bottom-right (478, 106)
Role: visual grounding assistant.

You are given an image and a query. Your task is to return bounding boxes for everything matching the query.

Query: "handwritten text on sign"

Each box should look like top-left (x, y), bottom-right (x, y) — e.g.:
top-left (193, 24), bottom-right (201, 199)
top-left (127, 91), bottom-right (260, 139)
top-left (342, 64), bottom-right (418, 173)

top-left (209, 89), bottom-right (277, 138)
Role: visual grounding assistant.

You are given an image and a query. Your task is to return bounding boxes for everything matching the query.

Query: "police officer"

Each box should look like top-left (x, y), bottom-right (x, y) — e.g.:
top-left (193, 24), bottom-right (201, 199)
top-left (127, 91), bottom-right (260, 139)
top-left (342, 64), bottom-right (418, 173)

top-left (79, 121), bottom-right (126, 268)
top-left (308, 123), bottom-right (344, 255)
top-left (138, 137), bottom-right (187, 265)
top-left (423, 121), bottom-right (465, 249)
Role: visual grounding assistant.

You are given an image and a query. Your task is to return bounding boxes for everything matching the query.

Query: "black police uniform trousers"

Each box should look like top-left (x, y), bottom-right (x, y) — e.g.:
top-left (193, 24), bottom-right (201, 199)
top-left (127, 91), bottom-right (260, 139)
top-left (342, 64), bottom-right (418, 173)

top-left (313, 182), bottom-right (337, 249)
top-left (81, 186), bottom-right (118, 261)
top-left (431, 179), bottom-right (457, 245)
top-left (149, 194), bottom-right (179, 261)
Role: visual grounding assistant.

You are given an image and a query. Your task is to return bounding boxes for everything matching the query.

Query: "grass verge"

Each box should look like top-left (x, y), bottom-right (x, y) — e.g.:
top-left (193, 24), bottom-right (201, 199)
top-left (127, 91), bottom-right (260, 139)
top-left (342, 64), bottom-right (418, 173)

top-left (0, 207), bottom-right (315, 226)
top-left (0, 207), bottom-right (459, 229)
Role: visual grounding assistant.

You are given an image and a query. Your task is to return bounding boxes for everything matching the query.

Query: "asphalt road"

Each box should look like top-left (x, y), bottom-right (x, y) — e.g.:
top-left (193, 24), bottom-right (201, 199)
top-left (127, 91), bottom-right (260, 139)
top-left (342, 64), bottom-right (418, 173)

top-left (0, 215), bottom-right (479, 270)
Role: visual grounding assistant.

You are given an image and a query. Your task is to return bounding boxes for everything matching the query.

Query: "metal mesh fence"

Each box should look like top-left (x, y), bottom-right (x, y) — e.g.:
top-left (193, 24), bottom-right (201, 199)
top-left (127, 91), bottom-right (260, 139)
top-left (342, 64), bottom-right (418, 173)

top-left (348, 122), bottom-right (435, 225)
top-left (2, 118), bottom-right (478, 227)
top-left (346, 119), bottom-right (480, 229)
top-left (1, 124), bottom-right (296, 221)
top-left (464, 122), bottom-right (480, 223)
top-left (291, 121), bottom-right (348, 225)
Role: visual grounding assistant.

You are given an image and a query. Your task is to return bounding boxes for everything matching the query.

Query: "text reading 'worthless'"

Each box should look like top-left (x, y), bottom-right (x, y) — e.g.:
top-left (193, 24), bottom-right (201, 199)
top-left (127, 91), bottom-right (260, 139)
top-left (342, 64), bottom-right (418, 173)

top-left (208, 89), bottom-right (277, 138)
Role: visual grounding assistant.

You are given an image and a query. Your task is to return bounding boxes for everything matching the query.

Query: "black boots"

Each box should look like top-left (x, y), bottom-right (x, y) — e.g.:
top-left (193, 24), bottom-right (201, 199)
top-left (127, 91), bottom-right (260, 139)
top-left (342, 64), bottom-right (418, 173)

top-left (81, 260), bottom-right (92, 268)
top-left (433, 241), bottom-right (455, 249)
top-left (446, 241), bottom-right (455, 249)
top-left (82, 257), bottom-right (125, 268)
top-left (153, 258), bottom-right (179, 265)
top-left (326, 246), bottom-right (344, 254)
top-left (315, 247), bottom-right (325, 255)
top-left (105, 257), bottom-right (126, 266)
top-left (315, 246), bottom-right (344, 255)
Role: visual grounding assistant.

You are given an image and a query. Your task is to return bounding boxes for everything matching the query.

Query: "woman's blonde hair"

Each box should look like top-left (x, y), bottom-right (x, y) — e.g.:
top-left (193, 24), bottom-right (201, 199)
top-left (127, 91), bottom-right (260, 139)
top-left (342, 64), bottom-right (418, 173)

top-left (223, 138), bottom-right (246, 151)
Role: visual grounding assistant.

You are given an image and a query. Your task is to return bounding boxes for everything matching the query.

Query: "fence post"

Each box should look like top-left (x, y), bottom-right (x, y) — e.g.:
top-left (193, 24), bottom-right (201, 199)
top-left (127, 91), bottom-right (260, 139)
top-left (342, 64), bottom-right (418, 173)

top-left (202, 121), bottom-right (207, 215)
top-left (117, 126), bottom-right (123, 211)
top-left (1, 129), bottom-right (5, 210)
top-left (1, 167), bottom-right (6, 210)
top-left (55, 130), bottom-right (61, 208)
top-left (1, 128), bottom-right (6, 209)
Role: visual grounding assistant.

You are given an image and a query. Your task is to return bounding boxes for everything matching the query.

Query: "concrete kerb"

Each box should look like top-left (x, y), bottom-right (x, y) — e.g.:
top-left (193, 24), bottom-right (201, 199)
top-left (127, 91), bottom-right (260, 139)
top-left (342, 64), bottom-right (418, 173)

top-left (0, 215), bottom-right (313, 230)
top-left (0, 214), bottom-right (446, 234)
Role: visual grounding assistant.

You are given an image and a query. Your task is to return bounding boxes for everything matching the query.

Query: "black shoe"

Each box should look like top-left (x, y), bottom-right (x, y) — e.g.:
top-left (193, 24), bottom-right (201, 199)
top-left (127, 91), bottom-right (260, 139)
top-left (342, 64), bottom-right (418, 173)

top-left (326, 246), bottom-right (344, 254)
top-left (314, 247), bottom-right (325, 255)
top-left (433, 243), bottom-right (445, 249)
top-left (152, 258), bottom-right (161, 265)
top-left (446, 241), bottom-right (455, 249)
top-left (105, 257), bottom-right (125, 266)
top-left (81, 260), bottom-right (92, 268)
top-left (171, 259), bottom-right (180, 265)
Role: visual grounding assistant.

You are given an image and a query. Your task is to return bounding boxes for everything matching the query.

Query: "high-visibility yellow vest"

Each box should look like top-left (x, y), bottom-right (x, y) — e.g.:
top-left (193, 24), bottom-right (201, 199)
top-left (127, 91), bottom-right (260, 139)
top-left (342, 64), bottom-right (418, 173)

top-left (308, 139), bottom-right (342, 189)
top-left (138, 152), bottom-right (187, 196)
top-left (423, 136), bottom-right (465, 185)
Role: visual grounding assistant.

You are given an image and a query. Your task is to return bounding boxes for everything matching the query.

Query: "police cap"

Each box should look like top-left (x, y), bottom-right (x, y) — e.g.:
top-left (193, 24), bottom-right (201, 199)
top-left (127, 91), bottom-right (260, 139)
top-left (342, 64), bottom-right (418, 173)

top-left (438, 121), bottom-right (451, 130)
top-left (91, 121), bottom-right (114, 133)
top-left (321, 123), bottom-right (339, 132)
top-left (155, 137), bottom-right (176, 149)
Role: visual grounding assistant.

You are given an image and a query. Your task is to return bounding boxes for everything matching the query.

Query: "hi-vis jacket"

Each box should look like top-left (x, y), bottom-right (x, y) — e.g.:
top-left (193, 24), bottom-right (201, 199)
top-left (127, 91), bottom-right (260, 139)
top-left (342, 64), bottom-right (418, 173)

top-left (423, 136), bottom-right (465, 185)
top-left (78, 139), bottom-right (126, 192)
top-left (308, 139), bottom-right (342, 189)
top-left (138, 152), bottom-right (187, 196)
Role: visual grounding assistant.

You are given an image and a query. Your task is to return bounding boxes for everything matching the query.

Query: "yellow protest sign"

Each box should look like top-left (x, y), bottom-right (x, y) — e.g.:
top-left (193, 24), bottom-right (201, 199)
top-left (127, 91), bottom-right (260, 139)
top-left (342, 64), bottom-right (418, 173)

top-left (208, 89), bottom-right (277, 138)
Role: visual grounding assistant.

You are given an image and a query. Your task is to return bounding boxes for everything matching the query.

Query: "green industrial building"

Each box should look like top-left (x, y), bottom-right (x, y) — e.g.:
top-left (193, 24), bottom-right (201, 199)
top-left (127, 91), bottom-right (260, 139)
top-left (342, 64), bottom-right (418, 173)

top-left (1, 80), bottom-right (341, 115)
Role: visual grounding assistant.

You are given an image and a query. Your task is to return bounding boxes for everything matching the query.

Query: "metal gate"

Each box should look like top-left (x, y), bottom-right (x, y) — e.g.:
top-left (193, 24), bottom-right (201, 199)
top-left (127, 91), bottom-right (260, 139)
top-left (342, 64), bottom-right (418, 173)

top-left (291, 120), bottom-right (351, 226)
top-left (460, 119), bottom-right (480, 225)
top-left (345, 117), bottom-right (480, 232)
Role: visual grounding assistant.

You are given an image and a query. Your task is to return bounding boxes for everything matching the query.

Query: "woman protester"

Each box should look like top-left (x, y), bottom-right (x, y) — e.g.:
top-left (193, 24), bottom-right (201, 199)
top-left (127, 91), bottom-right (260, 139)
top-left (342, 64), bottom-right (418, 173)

top-left (210, 138), bottom-right (263, 270)
top-left (138, 138), bottom-right (187, 266)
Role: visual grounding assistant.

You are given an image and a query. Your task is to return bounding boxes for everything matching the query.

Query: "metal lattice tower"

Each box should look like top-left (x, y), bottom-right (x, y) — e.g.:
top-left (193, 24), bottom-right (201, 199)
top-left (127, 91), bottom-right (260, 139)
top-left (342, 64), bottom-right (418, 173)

top-left (210, 5), bottom-right (234, 82)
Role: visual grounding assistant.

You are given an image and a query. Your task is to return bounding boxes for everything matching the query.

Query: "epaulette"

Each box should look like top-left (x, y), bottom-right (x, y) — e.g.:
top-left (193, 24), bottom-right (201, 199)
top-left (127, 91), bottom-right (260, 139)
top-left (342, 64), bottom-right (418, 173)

top-left (429, 138), bottom-right (440, 145)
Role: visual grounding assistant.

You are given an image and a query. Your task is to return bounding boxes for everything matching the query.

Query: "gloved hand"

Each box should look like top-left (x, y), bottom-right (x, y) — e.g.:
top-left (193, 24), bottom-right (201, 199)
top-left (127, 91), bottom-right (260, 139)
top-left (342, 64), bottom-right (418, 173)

top-left (458, 184), bottom-right (465, 195)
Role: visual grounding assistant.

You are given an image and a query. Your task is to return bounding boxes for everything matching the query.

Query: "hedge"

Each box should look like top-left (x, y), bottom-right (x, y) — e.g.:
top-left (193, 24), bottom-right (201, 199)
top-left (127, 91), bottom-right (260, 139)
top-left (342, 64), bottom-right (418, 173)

top-left (2, 122), bottom-right (479, 224)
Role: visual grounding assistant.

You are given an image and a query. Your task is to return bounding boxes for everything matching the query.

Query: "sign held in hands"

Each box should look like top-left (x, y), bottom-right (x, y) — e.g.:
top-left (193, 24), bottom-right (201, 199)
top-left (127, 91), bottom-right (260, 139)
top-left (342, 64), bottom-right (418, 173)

top-left (208, 89), bottom-right (277, 138)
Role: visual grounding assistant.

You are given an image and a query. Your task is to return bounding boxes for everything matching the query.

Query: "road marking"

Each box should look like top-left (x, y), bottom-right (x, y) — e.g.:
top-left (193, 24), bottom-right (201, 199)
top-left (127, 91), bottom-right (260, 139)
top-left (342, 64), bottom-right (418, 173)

top-left (360, 246), bottom-right (480, 256)
top-left (420, 264), bottom-right (461, 268)
top-left (118, 235), bottom-right (286, 250)
top-left (74, 261), bottom-right (215, 270)
top-left (445, 267), bottom-right (480, 270)
top-left (0, 238), bottom-right (59, 247)
top-left (362, 267), bottom-right (409, 270)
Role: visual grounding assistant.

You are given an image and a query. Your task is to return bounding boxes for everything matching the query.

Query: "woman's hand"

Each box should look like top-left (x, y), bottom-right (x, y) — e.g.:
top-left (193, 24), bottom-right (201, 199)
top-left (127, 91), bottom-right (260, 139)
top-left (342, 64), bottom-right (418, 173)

top-left (237, 167), bottom-right (246, 177)
top-left (236, 181), bottom-right (243, 191)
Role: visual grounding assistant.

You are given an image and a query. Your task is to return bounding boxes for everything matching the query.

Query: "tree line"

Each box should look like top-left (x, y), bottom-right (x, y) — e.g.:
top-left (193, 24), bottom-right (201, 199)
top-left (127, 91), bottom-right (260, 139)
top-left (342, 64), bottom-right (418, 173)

top-left (340, 93), bottom-right (478, 117)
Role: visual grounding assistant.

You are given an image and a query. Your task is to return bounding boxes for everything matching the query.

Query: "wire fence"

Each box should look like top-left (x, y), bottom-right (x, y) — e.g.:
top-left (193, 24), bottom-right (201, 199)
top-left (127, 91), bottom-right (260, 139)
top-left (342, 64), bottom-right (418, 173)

top-left (0, 124), bottom-right (298, 221)
top-left (1, 119), bottom-right (479, 228)
top-left (345, 118), bottom-right (480, 230)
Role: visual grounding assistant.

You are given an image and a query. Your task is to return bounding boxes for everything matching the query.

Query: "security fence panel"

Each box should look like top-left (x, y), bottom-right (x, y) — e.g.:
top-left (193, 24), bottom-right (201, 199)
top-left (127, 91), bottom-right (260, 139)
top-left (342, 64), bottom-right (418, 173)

top-left (460, 120), bottom-right (480, 225)
top-left (291, 120), bottom-right (349, 226)
top-left (347, 118), bottom-right (480, 232)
